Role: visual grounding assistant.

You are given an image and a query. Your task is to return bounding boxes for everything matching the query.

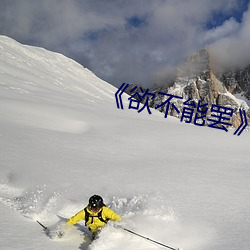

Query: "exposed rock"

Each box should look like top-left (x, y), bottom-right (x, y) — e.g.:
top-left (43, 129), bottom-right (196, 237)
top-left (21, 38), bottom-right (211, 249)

top-left (125, 48), bottom-right (249, 130)
top-left (134, 49), bottom-right (249, 130)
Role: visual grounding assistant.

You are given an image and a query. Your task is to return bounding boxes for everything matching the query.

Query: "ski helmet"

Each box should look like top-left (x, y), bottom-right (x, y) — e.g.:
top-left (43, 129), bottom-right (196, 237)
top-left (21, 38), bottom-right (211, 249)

top-left (89, 195), bottom-right (104, 210)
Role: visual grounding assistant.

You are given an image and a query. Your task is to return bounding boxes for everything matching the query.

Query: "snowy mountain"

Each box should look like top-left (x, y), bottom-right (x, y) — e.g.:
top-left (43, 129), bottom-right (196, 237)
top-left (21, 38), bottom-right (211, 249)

top-left (130, 49), bottom-right (250, 130)
top-left (0, 36), bottom-right (250, 250)
top-left (169, 49), bottom-right (250, 128)
top-left (217, 65), bottom-right (250, 100)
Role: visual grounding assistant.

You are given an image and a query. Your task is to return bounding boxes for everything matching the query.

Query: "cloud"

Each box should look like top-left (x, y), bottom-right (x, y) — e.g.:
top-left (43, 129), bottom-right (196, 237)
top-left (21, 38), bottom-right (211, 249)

top-left (0, 0), bottom-right (249, 87)
top-left (209, 4), bottom-right (250, 69)
top-left (200, 18), bottom-right (240, 45)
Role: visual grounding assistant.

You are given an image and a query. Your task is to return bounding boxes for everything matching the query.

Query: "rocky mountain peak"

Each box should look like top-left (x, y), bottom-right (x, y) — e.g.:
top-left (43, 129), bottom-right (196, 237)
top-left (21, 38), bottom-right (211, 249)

top-left (128, 48), bottom-right (249, 130)
top-left (170, 49), bottom-right (249, 129)
top-left (217, 66), bottom-right (250, 100)
top-left (177, 48), bottom-right (210, 78)
top-left (170, 49), bottom-right (228, 107)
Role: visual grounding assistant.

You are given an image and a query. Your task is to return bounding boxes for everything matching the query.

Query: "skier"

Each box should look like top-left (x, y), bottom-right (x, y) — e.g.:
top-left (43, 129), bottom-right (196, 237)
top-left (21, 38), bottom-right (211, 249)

top-left (66, 194), bottom-right (121, 239)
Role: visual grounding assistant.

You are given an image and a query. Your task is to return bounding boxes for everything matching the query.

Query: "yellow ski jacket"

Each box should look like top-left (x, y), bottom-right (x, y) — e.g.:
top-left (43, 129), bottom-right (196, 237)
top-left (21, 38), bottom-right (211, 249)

top-left (67, 206), bottom-right (121, 233)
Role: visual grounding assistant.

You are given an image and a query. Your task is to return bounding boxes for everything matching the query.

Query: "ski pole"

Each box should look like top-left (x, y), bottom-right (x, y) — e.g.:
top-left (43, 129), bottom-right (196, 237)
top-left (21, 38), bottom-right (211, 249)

top-left (37, 220), bottom-right (48, 231)
top-left (122, 227), bottom-right (180, 250)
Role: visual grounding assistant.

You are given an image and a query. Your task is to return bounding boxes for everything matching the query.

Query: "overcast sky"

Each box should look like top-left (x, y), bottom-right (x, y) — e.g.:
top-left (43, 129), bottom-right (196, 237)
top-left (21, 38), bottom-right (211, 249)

top-left (0, 0), bottom-right (249, 87)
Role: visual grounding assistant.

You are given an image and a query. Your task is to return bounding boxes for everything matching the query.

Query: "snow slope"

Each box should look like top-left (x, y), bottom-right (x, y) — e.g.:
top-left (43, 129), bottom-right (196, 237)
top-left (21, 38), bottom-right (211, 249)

top-left (0, 36), bottom-right (249, 250)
